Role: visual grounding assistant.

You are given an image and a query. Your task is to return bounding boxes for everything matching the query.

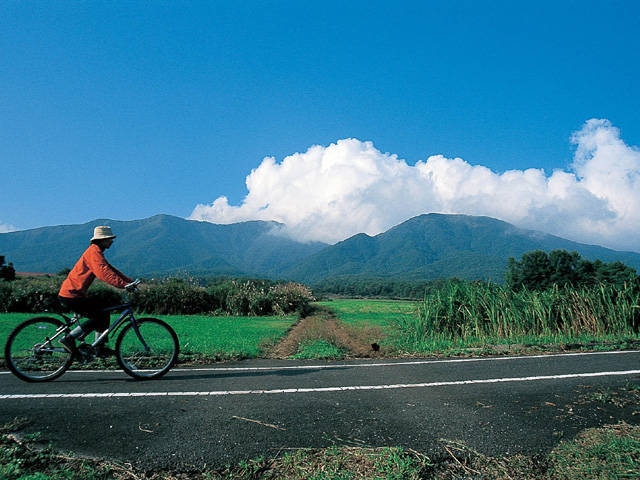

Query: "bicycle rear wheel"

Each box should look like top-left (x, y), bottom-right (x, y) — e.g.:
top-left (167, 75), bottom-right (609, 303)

top-left (115, 317), bottom-right (179, 380)
top-left (4, 317), bottom-right (73, 382)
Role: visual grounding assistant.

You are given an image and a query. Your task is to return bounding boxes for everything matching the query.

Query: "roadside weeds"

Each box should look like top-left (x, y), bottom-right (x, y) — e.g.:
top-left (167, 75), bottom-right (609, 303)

top-left (2, 417), bottom-right (639, 479)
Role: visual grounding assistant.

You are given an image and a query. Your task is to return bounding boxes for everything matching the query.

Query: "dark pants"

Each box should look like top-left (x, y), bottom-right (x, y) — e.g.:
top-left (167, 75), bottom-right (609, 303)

top-left (58, 296), bottom-right (110, 334)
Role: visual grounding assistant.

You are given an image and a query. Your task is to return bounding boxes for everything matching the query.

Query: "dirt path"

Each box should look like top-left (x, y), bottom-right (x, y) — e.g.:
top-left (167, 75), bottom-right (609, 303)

top-left (267, 307), bottom-right (385, 358)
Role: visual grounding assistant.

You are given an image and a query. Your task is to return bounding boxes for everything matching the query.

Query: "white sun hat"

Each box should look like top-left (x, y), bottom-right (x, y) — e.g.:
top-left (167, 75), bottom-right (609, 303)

top-left (91, 225), bottom-right (117, 241)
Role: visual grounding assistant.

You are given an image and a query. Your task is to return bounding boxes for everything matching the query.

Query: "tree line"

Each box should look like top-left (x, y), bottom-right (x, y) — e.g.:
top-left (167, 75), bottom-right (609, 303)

top-left (506, 250), bottom-right (638, 291)
top-left (313, 250), bottom-right (639, 298)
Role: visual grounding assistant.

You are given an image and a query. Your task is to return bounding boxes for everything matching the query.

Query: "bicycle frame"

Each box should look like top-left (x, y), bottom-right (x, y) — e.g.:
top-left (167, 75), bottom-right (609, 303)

top-left (54, 302), bottom-right (147, 352)
top-left (99, 303), bottom-right (151, 352)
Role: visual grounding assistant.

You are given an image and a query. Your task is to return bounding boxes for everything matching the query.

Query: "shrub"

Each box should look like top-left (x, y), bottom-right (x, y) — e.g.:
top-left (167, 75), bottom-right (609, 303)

top-left (224, 280), bottom-right (273, 316)
top-left (0, 276), bottom-right (61, 312)
top-left (132, 277), bottom-right (212, 315)
top-left (0, 282), bottom-right (10, 310)
top-left (0, 276), bottom-right (315, 316)
top-left (268, 282), bottom-right (315, 315)
top-left (0, 276), bottom-right (126, 313)
top-left (204, 279), bottom-right (314, 316)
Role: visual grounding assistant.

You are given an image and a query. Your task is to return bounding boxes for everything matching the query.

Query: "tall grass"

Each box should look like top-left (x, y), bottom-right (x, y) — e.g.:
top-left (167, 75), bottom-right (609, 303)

top-left (396, 281), bottom-right (640, 351)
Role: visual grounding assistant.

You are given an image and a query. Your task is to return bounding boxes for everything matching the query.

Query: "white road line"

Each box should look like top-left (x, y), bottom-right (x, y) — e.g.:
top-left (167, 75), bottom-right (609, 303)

top-left (1, 350), bottom-right (638, 377)
top-left (177, 350), bottom-right (640, 373)
top-left (2, 369), bottom-right (639, 400)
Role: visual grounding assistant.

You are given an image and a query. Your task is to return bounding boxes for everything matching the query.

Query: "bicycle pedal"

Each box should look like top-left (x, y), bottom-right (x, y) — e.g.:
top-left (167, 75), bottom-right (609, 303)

top-left (76, 344), bottom-right (96, 362)
top-left (96, 346), bottom-right (116, 358)
top-left (72, 351), bottom-right (90, 363)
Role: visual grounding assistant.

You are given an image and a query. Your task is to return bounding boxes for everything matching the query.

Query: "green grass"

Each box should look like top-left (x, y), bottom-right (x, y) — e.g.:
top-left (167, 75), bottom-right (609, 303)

top-left (316, 298), bottom-right (416, 351)
top-left (548, 422), bottom-right (640, 479)
top-left (170, 314), bottom-right (296, 361)
top-left (0, 313), bottom-right (297, 365)
top-left (320, 297), bottom-right (640, 356)
top-left (410, 281), bottom-right (640, 341)
top-left (0, 313), bottom-right (35, 343)
top-left (317, 298), bottom-right (417, 329)
top-left (290, 339), bottom-right (347, 360)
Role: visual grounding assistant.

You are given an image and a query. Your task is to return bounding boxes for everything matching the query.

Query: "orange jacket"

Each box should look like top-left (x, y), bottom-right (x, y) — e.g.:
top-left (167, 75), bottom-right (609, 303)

top-left (59, 243), bottom-right (132, 298)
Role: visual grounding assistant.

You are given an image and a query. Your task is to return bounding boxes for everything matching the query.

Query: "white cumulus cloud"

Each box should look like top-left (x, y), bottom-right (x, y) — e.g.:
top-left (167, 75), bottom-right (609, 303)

top-left (189, 119), bottom-right (640, 252)
top-left (0, 222), bottom-right (17, 234)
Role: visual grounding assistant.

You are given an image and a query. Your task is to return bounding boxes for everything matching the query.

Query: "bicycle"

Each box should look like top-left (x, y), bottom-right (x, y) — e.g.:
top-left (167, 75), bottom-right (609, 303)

top-left (4, 280), bottom-right (180, 382)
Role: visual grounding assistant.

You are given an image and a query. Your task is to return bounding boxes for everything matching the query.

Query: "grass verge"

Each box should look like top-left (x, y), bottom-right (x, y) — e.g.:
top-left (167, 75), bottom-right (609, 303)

top-left (320, 299), bottom-right (640, 357)
top-left (2, 418), bottom-right (638, 479)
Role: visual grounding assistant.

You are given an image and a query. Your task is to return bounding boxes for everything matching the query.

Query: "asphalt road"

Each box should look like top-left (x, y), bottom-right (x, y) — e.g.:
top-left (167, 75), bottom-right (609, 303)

top-left (1, 351), bottom-right (639, 472)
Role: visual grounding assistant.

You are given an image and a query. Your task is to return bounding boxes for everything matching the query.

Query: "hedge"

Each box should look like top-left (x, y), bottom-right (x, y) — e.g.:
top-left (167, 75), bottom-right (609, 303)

top-left (0, 276), bottom-right (314, 316)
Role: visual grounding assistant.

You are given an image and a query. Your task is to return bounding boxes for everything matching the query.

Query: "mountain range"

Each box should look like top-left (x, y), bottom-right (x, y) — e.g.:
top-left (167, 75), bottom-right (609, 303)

top-left (1, 213), bottom-right (639, 284)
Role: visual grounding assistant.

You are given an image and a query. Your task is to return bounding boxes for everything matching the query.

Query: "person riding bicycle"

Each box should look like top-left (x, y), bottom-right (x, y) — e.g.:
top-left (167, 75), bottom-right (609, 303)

top-left (58, 225), bottom-right (133, 354)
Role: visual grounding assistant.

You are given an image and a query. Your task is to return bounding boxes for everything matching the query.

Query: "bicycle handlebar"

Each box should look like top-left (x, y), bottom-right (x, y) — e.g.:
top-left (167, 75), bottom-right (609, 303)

top-left (124, 279), bottom-right (141, 291)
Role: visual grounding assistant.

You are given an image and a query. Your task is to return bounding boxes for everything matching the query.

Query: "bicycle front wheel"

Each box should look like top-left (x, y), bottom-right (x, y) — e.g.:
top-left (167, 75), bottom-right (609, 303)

top-left (115, 317), bottom-right (179, 380)
top-left (4, 317), bottom-right (73, 382)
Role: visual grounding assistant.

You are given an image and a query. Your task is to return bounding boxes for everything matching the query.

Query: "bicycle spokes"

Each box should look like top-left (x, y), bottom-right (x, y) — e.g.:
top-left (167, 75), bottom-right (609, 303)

top-left (4, 317), bottom-right (73, 382)
top-left (115, 317), bottom-right (179, 380)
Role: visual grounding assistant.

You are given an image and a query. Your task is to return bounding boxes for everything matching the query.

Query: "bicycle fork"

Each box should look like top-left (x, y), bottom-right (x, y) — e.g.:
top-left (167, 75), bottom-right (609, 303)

top-left (130, 318), bottom-right (152, 352)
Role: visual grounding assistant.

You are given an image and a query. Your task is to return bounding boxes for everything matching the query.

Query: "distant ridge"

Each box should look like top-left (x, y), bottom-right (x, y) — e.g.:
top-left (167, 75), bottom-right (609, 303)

top-left (0, 215), bottom-right (326, 279)
top-left (282, 214), bottom-right (640, 283)
top-left (1, 213), bottom-right (639, 284)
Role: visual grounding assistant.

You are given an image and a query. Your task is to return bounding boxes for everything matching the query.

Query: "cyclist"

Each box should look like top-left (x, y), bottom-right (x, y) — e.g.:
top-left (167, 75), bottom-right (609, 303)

top-left (58, 225), bottom-right (134, 354)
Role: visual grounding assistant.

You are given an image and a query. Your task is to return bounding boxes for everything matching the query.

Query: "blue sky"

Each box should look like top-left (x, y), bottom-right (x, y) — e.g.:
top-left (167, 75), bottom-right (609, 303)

top-left (2, 1), bottom-right (640, 251)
